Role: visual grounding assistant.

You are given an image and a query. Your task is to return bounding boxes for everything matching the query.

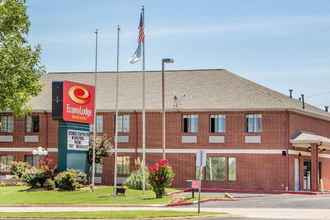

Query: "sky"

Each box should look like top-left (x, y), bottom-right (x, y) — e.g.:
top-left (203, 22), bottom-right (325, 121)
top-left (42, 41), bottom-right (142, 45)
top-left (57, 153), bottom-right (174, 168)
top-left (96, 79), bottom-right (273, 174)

top-left (26, 0), bottom-right (330, 108)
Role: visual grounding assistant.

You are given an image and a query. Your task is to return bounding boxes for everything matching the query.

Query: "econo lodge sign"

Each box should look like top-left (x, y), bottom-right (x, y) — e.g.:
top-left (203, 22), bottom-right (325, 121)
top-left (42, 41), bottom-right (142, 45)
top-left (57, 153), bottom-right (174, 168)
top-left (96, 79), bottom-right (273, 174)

top-left (52, 80), bottom-right (95, 124)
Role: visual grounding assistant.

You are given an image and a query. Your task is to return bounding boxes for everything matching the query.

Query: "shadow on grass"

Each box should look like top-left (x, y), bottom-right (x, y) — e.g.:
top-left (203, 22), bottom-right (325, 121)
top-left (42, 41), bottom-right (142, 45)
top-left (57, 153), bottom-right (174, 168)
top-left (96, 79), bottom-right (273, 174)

top-left (18, 187), bottom-right (45, 192)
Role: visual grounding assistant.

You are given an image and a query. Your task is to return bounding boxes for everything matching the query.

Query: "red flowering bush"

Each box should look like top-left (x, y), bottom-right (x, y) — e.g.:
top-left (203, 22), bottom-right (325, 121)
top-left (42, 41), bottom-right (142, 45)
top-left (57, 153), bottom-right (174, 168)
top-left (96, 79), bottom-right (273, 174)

top-left (148, 159), bottom-right (174, 198)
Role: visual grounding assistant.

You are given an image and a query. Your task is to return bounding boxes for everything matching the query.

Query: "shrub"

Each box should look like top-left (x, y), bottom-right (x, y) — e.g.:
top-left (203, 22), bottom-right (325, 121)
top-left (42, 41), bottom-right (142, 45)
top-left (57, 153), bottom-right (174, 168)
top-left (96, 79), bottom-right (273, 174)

top-left (125, 166), bottom-right (151, 190)
top-left (44, 179), bottom-right (55, 191)
top-left (148, 159), bottom-right (175, 198)
top-left (10, 161), bottom-right (30, 179)
top-left (55, 169), bottom-right (87, 191)
top-left (22, 167), bottom-right (48, 188)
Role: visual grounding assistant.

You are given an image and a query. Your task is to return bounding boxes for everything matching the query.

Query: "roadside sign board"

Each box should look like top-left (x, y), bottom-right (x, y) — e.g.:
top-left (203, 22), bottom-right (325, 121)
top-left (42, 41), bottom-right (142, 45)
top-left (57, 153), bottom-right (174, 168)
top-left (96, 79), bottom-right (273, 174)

top-left (191, 180), bottom-right (201, 189)
top-left (67, 129), bottom-right (90, 151)
top-left (52, 81), bottom-right (95, 124)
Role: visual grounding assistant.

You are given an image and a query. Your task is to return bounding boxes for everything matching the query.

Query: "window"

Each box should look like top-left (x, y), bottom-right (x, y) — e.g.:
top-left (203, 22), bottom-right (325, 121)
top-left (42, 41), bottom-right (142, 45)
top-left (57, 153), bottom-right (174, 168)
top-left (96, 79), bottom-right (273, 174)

top-left (95, 163), bottom-right (103, 175)
top-left (0, 155), bottom-right (14, 172)
top-left (24, 155), bottom-right (39, 167)
top-left (26, 115), bottom-right (40, 133)
top-left (210, 115), bottom-right (225, 133)
top-left (117, 156), bottom-right (130, 176)
top-left (203, 157), bottom-right (237, 182)
top-left (183, 114), bottom-right (198, 133)
top-left (246, 114), bottom-right (262, 133)
top-left (0, 115), bottom-right (13, 133)
top-left (205, 157), bottom-right (226, 181)
top-left (90, 115), bottom-right (103, 133)
top-left (117, 115), bottom-right (130, 132)
top-left (228, 157), bottom-right (237, 181)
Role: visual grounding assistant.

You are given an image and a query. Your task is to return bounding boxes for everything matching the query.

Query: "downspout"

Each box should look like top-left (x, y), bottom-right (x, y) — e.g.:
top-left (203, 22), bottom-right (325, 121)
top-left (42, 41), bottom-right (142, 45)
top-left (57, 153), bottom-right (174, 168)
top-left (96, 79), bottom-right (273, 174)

top-left (135, 111), bottom-right (138, 164)
top-left (287, 110), bottom-right (290, 191)
top-left (44, 111), bottom-right (49, 149)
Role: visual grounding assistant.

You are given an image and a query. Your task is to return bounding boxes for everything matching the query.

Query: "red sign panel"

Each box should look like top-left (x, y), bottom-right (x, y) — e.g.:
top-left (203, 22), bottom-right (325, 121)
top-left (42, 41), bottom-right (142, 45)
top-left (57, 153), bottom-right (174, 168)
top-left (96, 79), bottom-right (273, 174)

top-left (191, 180), bottom-right (201, 189)
top-left (62, 81), bottom-right (95, 124)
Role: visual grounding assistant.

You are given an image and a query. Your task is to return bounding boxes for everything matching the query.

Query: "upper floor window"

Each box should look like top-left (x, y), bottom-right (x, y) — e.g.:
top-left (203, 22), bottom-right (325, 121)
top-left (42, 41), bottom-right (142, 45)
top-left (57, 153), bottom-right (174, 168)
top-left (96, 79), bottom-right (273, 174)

top-left (183, 114), bottom-right (198, 133)
top-left (117, 115), bottom-right (130, 132)
top-left (0, 115), bottom-right (13, 133)
top-left (246, 114), bottom-right (262, 133)
top-left (90, 115), bottom-right (103, 133)
top-left (26, 115), bottom-right (40, 133)
top-left (0, 155), bottom-right (14, 173)
top-left (210, 114), bottom-right (225, 133)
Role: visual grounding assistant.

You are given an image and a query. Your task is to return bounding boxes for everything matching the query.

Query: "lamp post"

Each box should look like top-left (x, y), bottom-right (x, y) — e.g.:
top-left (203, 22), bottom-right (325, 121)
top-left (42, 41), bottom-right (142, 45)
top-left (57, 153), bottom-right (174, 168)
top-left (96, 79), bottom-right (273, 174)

top-left (161, 58), bottom-right (174, 160)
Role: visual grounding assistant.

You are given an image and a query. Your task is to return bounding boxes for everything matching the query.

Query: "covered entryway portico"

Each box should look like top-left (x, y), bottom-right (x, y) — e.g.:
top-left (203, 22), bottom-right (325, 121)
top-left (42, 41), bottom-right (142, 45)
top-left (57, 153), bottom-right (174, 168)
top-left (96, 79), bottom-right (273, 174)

top-left (291, 132), bottom-right (330, 191)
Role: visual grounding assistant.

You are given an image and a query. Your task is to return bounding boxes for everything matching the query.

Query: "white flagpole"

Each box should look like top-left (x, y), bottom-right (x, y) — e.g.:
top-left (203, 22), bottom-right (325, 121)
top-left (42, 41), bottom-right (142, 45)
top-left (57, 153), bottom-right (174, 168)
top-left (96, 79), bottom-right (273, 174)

top-left (113, 25), bottom-right (120, 196)
top-left (91, 29), bottom-right (98, 191)
top-left (141, 5), bottom-right (146, 193)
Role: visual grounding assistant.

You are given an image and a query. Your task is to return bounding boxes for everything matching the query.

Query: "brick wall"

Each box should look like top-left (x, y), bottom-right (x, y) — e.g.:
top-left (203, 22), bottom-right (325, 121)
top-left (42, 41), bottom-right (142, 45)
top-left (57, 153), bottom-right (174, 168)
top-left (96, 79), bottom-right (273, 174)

top-left (1, 110), bottom-right (330, 192)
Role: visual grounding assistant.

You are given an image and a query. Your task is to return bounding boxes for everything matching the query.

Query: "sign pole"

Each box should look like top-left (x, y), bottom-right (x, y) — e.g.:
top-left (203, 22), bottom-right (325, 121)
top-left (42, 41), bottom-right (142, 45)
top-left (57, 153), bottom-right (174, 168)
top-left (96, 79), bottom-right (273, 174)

top-left (91, 29), bottom-right (99, 191)
top-left (196, 150), bottom-right (205, 215)
top-left (198, 151), bottom-right (202, 215)
top-left (113, 25), bottom-right (120, 196)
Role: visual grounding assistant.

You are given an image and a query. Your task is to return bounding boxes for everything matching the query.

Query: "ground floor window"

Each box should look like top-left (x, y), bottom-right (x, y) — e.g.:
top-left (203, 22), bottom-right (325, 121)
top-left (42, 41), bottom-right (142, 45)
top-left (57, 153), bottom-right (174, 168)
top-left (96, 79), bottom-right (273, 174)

top-left (206, 157), bottom-right (226, 181)
top-left (228, 157), bottom-right (237, 181)
top-left (0, 155), bottom-right (14, 172)
top-left (95, 163), bottom-right (103, 184)
top-left (24, 155), bottom-right (39, 167)
top-left (202, 156), bottom-right (237, 182)
top-left (117, 156), bottom-right (130, 177)
top-left (96, 163), bottom-right (103, 175)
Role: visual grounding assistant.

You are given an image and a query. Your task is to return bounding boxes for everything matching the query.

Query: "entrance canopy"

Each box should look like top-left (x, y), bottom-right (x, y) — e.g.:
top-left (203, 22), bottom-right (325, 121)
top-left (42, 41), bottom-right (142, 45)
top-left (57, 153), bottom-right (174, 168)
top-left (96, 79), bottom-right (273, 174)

top-left (290, 132), bottom-right (330, 150)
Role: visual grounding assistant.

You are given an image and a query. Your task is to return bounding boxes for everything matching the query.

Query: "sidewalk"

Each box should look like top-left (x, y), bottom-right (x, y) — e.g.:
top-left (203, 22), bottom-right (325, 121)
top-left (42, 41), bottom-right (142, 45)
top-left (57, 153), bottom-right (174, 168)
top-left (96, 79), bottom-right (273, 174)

top-left (0, 206), bottom-right (330, 219)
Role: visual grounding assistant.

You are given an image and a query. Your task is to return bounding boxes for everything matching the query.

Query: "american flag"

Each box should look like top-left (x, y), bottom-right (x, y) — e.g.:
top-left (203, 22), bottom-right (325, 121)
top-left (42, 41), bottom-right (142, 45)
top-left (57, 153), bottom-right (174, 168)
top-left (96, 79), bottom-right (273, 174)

top-left (138, 12), bottom-right (144, 43)
top-left (129, 10), bottom-right (144, 64)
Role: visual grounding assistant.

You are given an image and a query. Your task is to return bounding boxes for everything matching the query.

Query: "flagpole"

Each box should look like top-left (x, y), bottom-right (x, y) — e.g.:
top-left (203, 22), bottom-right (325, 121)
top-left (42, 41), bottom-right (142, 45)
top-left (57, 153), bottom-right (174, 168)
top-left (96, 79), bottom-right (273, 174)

top-left (113, 25), bottom-right (120, 196)
top-left (141, 5), bottom-right (146, 193)
top-left (91, 28), bottom-right (98, 191)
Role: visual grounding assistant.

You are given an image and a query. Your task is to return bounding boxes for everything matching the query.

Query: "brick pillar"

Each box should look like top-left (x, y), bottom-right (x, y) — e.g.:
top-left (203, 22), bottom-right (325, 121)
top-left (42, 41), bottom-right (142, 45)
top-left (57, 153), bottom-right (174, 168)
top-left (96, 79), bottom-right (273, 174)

top-left (311, 144), bottom-right (319, 192)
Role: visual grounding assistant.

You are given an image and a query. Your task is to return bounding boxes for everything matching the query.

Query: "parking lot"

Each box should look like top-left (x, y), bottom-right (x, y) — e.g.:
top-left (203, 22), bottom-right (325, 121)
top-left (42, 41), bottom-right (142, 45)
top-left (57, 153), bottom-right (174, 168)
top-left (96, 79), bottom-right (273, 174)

top-left (183, 193), bottom-right (330, 219)
top-left (198, 193), bottom-right (330, 209)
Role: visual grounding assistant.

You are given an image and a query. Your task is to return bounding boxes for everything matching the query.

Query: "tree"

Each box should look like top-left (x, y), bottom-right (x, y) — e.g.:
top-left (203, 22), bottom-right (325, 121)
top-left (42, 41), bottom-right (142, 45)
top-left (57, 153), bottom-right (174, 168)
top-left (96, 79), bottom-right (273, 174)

top-left (0, 0), bottom-right (44, 115)
top-left (88, 135), bottom-right (113, 164)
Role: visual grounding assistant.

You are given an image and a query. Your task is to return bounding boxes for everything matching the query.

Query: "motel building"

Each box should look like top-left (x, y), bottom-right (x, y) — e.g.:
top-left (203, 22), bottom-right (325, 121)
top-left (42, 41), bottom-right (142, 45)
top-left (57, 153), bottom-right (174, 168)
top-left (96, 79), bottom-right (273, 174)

top-left (0, 68), bottom-right (330, 192)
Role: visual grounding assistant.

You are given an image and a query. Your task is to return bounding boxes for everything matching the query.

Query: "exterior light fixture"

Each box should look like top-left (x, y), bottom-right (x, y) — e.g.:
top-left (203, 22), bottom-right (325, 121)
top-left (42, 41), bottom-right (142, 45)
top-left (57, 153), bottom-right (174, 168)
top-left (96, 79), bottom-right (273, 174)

top-left (161, 58), bottom-right (175, 160)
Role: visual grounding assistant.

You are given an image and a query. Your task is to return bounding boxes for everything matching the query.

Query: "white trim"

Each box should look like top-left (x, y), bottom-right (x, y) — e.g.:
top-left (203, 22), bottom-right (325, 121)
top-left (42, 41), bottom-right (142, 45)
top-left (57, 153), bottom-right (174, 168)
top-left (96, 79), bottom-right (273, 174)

top-left (0, 147), bottom-right (328, 158)
top-left (320, 154), bottom-right (330, 159)
top-left (0, 147), bottom-right (58, 153)
top-left (110, 148), bottom-right (286, 154)
top-left (287, 150), bottom-right (330, 159)
top-left (288, 150), bottom-right (311, 156)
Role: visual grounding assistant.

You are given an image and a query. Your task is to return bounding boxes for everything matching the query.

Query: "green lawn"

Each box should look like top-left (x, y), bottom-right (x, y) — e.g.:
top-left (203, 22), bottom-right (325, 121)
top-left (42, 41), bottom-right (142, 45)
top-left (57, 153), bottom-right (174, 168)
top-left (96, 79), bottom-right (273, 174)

top-left (0, 211), bottom-right (221, 219)
top-left (0, 186), bottom-right (172, 205)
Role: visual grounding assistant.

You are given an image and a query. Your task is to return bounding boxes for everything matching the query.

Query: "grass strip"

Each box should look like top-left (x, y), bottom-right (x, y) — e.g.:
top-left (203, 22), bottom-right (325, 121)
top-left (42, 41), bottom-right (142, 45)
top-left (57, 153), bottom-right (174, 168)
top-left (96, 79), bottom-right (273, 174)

top-left (0, 211), bottom-right (221, 219)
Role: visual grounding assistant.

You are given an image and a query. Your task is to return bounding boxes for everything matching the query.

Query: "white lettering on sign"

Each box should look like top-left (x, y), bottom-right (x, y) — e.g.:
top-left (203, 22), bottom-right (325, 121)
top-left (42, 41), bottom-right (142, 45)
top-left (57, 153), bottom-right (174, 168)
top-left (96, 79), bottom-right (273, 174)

top-left (66, 104), bottom-right (92, 117)
top-left (67, 129), bottom-right (90, 151)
